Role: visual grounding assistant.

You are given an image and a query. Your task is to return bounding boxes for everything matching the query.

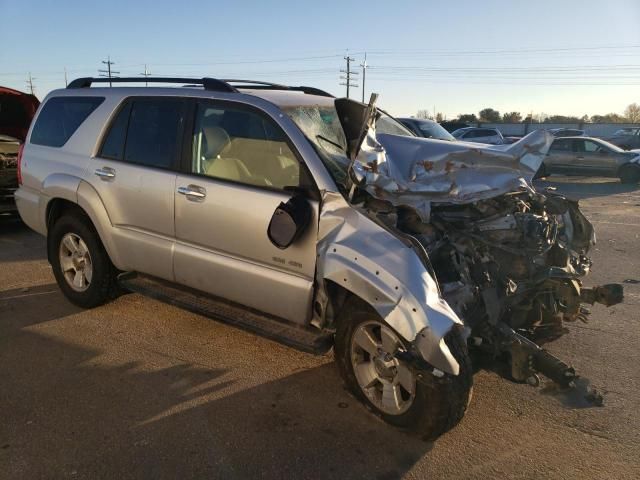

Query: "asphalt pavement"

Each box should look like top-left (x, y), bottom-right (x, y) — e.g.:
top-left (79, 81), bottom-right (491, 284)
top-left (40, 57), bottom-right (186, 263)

top-left (1, 176), bottom-right (639, 479)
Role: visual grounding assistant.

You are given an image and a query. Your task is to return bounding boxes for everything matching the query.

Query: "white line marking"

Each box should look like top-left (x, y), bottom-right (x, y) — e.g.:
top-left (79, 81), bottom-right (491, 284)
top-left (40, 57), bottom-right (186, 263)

top-left (0, 290), bottom-right (58, 301)
top-left (590, 221), bottom-right (640, 227)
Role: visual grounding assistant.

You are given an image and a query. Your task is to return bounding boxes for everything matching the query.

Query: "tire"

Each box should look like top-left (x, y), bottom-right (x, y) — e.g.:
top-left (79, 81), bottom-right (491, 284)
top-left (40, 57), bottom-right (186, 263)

top-left (334, 297), bottom-right (473, 441)
top-left (49, 213), bottom-right (119, 308)
top-left (619, 165), bottom-right (640, 184)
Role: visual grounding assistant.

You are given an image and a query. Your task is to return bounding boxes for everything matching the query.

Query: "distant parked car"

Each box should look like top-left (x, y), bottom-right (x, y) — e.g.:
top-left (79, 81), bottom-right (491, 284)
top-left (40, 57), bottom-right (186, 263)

top-left (397, 118), bottom-right (455, 141)
top-left (0, 86), bottom-right (39, 215)
top-left (451, 127), bottom-right (504, 145)
top-left (440, 121), bottom-right (470, 133)
top-left (607, 127), bottom-right (640, 150)
top-left (549, 128), bottom-right (584, 137)
top-left (536, 136), bottom-right (640, 183)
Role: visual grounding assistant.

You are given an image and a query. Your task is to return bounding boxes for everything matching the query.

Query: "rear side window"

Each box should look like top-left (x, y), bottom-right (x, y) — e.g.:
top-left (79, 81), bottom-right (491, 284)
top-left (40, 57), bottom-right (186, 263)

top-left (30, 96), bottom-right (104, 147)
top-left (550, 139), bottom-right (572, 152)
top-left (123, 99), bottom-right (184, 169)
top-left (99, 98), bottom-right (184, 169)
top-left (99, 103), bottom-right (132, 160)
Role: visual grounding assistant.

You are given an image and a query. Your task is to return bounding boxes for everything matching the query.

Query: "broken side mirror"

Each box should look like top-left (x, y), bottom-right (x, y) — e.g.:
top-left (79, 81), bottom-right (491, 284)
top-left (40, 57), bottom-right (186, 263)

top-left (267, 194), bottom-right (312, 249)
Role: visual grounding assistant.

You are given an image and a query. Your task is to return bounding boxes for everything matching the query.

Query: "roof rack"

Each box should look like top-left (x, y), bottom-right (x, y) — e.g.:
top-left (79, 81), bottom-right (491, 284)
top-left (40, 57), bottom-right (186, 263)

top-left (66, 76), bottom-right (334, 98)
top-left (67, 77), bottom-right (238, 93)
top-left (221, 80), bottom-right (334, 98)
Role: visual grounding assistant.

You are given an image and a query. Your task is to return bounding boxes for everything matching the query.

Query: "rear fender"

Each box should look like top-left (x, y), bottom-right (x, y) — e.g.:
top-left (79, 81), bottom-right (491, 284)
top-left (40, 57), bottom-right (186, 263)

top-left (76, 180), bottom-right (125, 269)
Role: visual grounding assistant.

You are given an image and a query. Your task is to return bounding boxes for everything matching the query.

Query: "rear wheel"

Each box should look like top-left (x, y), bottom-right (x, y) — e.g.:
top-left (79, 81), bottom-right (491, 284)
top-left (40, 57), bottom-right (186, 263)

top-left (619, 165), bottom-right (640, 184)
top-left (49, 214), bottom-right (119, 308)
top-left (334, 298), bottom-right (473, 440)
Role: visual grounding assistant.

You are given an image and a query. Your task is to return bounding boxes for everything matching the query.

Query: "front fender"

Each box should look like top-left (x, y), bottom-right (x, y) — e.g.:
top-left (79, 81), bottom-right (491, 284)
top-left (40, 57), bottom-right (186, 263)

top-left (317, 192), bottom-right (462, 375)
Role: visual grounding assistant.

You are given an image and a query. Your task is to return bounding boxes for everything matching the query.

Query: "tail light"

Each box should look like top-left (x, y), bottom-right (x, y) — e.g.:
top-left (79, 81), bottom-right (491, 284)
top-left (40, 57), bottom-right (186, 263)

top-left (17, 143), bottom-right (24, 185)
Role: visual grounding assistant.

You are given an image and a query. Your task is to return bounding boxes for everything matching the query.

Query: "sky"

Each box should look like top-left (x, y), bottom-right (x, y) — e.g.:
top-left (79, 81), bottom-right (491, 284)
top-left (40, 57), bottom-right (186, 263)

top-left (1, 0), bottom-right (639, 119)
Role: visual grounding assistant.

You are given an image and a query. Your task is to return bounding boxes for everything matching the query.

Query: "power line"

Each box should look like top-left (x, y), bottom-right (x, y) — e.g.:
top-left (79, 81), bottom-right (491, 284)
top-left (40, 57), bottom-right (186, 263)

top-left (340, 55), bottom-right (358, 99)
top-left (98, 56), bottom-right (120, 87)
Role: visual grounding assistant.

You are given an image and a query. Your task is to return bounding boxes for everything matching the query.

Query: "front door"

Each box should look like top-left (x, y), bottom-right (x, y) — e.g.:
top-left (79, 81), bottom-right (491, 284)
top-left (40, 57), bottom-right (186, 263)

top-left (87, 97), bottom-right (187, 280)
top-left (579, 139), bottom-right (618, 175)
top-left (173, 100), bottom-right (318, 324)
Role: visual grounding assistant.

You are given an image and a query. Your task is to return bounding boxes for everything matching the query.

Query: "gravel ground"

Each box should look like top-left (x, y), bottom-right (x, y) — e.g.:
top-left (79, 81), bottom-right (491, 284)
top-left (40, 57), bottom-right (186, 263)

top-left (0, 176), bottom-right (639, 479)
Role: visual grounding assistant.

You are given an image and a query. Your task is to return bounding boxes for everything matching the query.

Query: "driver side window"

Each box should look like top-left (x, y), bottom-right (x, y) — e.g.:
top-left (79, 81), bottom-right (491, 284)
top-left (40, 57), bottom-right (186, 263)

top-left (583, 140), bottom-right (602, 153)
top-left (191, 103), bottom-right (300, 190)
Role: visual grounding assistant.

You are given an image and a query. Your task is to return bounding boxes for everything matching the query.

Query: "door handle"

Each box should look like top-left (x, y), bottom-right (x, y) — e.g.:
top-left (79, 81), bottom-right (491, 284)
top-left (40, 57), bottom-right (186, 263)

top-left (177, 185), bottom-right (207, 201)
top-left (94, 167), bottom-right (116, 180)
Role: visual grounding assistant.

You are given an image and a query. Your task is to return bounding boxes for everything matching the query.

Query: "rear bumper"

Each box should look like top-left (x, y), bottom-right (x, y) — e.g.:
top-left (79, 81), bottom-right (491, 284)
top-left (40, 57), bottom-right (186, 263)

top-left (15, 186), bottom-right (47, 235)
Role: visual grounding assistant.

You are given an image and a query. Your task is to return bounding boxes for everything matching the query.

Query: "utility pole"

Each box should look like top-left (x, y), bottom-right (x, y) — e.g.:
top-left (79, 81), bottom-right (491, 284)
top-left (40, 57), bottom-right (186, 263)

top-left (340, 55), bottom-right (358, 99)
top-left (140, 64), bottom-right (151, 87)
top-left (26, 73), bottom-right (36, 95)
top-left (98, 56), bottom-right (120, 87)
top-left (360, 53), bottom-right (368, 103)
top-left (64, 67), bottom-right (68, 87)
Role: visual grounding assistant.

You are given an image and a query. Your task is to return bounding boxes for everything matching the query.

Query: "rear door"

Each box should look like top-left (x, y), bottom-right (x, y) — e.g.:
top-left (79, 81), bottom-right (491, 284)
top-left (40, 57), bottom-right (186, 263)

top-left (545, 138), bottom-right (575, 173)
top-left (88, 97), bottom-right (187, 280)
top-left (173, 100), bottom-right (319, 324)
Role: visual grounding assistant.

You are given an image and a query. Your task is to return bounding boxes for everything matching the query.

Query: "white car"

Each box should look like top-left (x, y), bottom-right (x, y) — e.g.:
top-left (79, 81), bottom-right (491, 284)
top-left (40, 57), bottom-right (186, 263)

top-left (452, 127), bottom-right (504, 145)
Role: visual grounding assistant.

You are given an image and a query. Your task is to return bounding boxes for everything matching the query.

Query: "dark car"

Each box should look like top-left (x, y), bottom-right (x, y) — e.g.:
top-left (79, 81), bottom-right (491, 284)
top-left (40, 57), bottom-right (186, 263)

top-left (0, 86), bottom-right (39, 214)
top-left (548, 128), bottom-right (585, 137)
top-left (397, 118), bottom-right (455, 141)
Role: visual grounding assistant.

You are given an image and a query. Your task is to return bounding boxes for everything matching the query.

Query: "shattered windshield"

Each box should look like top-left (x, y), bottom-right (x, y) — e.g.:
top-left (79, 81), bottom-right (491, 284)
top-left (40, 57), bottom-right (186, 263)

top-left (283, 105), bottom-right (351, 188)
top-left (283, 103), bottom-right (415, 190)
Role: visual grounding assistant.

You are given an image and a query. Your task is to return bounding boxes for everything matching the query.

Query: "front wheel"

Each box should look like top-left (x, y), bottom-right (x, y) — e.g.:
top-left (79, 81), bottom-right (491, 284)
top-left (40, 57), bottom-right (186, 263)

top-left (334, 298), bottom-right (473, 441)
top-left (49, 214), bottom-right (119, 308)
top-left (619, 165), bottom-right (640, 184)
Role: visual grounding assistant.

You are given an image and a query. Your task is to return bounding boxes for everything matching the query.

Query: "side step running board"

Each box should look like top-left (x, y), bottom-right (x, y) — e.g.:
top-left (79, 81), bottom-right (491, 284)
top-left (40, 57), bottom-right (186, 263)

top-left (118, 273), bottom-right (333, 355)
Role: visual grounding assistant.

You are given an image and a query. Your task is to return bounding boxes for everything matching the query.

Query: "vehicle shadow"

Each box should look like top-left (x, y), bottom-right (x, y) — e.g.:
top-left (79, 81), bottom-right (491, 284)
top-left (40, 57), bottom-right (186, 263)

top-left (534, 176), bottom-right (640, 200)
top-left (0, 284), bottom-right (80, 330)
top-left (1, 290), bottom-right (433, 479)
top-left (0, 215), bottom-right (46, 263)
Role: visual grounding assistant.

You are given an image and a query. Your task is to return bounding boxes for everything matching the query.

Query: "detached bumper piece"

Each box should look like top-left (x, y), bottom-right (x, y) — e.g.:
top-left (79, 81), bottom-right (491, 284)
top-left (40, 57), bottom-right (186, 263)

top-left (118, 273), bottom-right (333, 355)
top-left (503, 326), bottom-right (604, 406)
top-left (580, 284), bottom-right (624, 307)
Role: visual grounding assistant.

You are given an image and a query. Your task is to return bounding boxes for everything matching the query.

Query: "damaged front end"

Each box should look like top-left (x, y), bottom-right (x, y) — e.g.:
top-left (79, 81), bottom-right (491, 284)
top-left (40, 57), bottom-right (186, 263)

top-left (310, 96), bottom-right (624, 402)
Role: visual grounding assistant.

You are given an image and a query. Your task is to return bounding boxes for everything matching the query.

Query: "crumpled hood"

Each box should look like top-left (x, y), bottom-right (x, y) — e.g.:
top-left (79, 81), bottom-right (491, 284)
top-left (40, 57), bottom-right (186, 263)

top-left (351, 129), bottom-right (554, 220)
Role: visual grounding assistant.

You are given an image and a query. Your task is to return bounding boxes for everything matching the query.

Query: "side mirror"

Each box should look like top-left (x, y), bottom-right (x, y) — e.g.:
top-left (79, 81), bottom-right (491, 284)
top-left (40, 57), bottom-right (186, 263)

top-left (267, 194), bottom-right (312, 249)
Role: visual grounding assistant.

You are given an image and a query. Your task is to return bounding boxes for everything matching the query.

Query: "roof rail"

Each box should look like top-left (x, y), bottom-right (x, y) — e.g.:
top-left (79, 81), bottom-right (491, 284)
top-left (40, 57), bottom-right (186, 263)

top-left (222, 79), bottom-right (289, 88)
top-left (222, 79), bottom-right (334, 98)
top-left (67, 77), bottom-right (238, 93)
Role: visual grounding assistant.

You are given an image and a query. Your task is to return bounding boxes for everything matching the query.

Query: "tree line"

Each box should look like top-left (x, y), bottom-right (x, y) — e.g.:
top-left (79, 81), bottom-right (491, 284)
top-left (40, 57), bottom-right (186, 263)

top-left (416, 103), bottom-right (640, 124)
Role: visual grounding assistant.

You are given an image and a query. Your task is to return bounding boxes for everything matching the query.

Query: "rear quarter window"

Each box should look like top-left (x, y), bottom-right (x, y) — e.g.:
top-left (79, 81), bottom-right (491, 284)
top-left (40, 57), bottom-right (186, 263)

top-left (30, 96), bottom-right (104, 147)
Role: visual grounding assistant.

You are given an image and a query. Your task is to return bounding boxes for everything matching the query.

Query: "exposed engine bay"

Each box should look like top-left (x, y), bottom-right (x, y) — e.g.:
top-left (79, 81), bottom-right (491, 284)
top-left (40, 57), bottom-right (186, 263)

top-left (363, 187), bottom-right (622, 397)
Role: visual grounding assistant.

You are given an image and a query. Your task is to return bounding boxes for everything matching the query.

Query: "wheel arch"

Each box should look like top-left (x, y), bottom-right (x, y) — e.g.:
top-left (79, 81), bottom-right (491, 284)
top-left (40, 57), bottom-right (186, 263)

top-left (319, 244), bottom-right (462, 375)
top-left (45, 180), bottom-right (125, 270)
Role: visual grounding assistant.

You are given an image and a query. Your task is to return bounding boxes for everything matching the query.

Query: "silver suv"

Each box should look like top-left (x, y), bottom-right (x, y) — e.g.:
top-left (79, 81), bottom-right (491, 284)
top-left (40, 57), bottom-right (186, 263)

top-left (16, 77), bottom-right (620, 439)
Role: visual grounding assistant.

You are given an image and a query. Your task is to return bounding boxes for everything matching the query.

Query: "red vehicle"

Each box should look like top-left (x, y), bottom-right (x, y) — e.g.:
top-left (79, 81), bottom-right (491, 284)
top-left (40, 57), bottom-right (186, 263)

top-left (0, 86), bottom-right (39, 214)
